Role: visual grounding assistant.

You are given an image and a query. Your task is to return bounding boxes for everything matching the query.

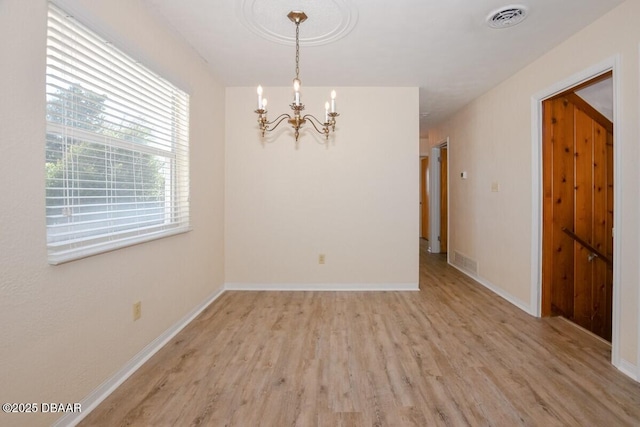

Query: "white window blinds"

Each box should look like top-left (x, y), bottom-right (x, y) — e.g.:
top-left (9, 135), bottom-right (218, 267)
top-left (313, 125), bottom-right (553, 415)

top-left (45, 3), bottom-right (190, 264)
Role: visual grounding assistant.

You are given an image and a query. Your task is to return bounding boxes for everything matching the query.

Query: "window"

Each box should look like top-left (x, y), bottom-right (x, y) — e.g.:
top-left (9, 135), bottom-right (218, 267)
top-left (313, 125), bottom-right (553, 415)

top-left (45, 3), bottom-right (190, 264)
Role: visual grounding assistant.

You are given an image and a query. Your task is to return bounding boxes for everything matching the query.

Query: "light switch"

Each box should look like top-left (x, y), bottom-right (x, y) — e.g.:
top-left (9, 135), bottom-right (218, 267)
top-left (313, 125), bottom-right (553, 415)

top-left (461, 171), bottom-right (467, 179)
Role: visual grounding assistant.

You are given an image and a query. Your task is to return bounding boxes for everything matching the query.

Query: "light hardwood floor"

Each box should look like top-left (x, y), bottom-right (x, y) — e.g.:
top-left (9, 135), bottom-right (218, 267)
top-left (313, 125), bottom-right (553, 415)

top-left (81, 241), bottom-right (640, 426)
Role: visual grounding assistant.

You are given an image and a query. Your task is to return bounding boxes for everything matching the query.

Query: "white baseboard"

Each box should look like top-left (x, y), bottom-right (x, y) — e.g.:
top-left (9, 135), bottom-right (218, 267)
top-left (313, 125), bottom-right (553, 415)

top-left (450, 262), bottom-right (640, 384)
top-left (53, 286), bottom-right (225, 427)
top-left (54, 281), bottom-right (417, 425)
top-left (224, 282), bottom-right (419, 291)
top-left (616, 358), bottom-right (639, 381)
top-left (48, 275), bottom-right (639, 427)
top-left (448, 262), bottom-right (534, 316)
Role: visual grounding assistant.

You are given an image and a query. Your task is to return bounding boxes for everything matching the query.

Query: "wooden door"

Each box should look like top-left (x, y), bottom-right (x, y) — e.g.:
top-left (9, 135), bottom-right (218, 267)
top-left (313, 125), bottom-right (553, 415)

top-left (542, 92), bottom-right (613, 341)
top-left (440, 148), bottom-right (448, 253)
top-left (421, 157), bottom-right (430, 239)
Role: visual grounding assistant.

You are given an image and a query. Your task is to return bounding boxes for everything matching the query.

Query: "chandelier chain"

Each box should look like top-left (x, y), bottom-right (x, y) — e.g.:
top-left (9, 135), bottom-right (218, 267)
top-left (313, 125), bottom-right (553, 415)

top-left (295, 22), bottom-right (300, 80)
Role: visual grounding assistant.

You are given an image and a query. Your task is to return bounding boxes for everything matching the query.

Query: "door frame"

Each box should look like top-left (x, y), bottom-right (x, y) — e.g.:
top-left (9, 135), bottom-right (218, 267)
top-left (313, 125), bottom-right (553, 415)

top-left (531, 56), bottom-right (621, 366)
top-left (420, 156), bottom-right (429, 239)
top-left (429, 137), bottom-right (449, 255)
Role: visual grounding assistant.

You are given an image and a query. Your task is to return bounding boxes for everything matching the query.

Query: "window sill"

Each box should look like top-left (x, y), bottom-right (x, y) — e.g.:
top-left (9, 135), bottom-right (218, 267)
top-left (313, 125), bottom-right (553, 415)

top-left (47, 226), bottom-right (192, 265)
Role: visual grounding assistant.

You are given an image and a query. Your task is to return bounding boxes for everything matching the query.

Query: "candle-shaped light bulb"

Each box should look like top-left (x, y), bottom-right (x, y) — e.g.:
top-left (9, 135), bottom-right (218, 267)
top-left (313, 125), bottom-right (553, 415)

top-left (257, 85), bottom-right (263, 110)
top-left (293, 78), bottom-right (301, 106)
top-left (325, 101), bottom-right (330, 123)
top-left (330, 90), bottom-right (336, 113)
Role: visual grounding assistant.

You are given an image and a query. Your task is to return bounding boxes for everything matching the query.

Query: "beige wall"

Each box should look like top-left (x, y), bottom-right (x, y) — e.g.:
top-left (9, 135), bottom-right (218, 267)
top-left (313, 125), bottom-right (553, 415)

top-left (0, 1), bottom-right (225, 425)
top-left (419, 137), bottom-right (430, 156)
top-left (2, 1), bottom-right (636, 425)
top-left (225, 87), bottom-right (419, 288)
top-left (428, 0), bottom-right (639, 374)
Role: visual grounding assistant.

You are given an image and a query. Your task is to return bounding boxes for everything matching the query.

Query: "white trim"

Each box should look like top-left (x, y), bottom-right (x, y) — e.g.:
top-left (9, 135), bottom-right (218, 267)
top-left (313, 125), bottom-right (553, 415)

top-left (429, 144), bottom-right (440, 253)
top-left (530, 55), bottom-right (622, 366)
top-left (530, 95), bottom-right (543, 317)
top-left (608, 56), bottom-right (622, 368)
top-left (637, 42), bottom-right (640, 386)
top-left (52, 286), bottom-right (226, 427)
top-left (617, 358), bottom-right (639, 382)
top-left (224, 283), bottom-right (419, 292)
top-left (449, 262), bottom-right (534, 316)
top-left (49, 227), bottom-right (192, 265)
top-left (429, 137), bottom-right (449, 254)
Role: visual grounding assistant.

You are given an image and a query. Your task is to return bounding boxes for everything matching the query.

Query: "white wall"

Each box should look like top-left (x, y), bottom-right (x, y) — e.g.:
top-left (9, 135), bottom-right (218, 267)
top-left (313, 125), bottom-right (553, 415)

top-left (225, 87), bottom-right (419, 289)
top-left (428, 0), bottom-right (639, 377)
top-left (0, 1), bottom-right (225, 425)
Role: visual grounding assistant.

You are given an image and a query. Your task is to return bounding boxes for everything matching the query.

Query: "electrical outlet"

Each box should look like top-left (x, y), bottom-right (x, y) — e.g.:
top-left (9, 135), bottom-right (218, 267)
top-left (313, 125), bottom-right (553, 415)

top-left (319, 254), bottom-right (326, 264)
top-left (491, 182), bottom-right (500, 192)
top-left (133, 301), bottom-right (142, 321)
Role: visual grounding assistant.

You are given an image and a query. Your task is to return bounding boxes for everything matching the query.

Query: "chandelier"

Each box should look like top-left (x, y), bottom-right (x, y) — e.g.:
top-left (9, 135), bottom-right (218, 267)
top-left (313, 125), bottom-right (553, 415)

top-left (255, 11), bottom-right (339, 142)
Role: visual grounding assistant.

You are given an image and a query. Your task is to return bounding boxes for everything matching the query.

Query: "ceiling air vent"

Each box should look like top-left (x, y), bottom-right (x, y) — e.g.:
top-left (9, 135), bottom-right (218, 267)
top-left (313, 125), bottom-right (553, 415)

top-left (486, 5), bottom-right (528, 29)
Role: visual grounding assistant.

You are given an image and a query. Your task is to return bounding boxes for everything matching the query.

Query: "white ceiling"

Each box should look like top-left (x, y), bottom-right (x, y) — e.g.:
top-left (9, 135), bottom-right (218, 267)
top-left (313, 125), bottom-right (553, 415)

top-left (143, 0), bottom-right (624, 137)
top-left (576, 77), bottom-right (614, 122)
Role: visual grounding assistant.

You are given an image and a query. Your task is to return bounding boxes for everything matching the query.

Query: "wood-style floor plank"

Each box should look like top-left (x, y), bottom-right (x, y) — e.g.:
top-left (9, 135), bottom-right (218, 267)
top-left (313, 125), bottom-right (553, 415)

top-left (81, 241), bottom-right (640, 426)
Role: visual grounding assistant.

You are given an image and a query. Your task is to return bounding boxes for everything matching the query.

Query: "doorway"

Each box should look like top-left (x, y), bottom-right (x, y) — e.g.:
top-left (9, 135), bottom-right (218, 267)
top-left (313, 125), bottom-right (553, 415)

top-left (429, 139), bottom-right (448, 254)
top-left (420, 157), bottom-right (430, 240)
top-left (541, 72), bottom-right (614, 341)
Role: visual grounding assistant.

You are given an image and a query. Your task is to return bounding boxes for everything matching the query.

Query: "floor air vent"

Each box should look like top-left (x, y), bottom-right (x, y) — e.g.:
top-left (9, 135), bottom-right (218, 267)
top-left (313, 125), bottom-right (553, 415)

top-left (453, 251), bottom-right (479, 276)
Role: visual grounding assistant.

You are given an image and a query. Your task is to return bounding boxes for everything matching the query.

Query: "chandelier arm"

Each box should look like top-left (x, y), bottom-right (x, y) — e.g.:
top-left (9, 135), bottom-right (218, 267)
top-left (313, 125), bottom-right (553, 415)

top-left (263, 114), bottom-right (292, 132)
top-left (302, 114), bottom-right (327, 127)
top-left (302, 114), bottom-right (330, 136)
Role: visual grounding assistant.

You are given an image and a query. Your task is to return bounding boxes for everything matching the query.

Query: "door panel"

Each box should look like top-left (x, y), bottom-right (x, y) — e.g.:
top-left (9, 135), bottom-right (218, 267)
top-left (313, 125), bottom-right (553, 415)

top-left (542, 93), bottom-right (613, 341)
top-left (573, 108), bottom-right (595, 332)
top-left (546, 98), bottom-right (575, 318)
top-left (605, 131), bottom-right (614, 340)
top-left (592, 123), bottom-right (610, 340)
top-left (421, 157), bottom-right (429, 239)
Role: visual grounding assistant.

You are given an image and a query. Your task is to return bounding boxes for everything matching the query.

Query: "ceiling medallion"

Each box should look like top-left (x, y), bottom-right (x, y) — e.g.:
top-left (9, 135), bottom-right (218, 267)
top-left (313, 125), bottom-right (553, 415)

top-left (237, 0), bottom-right (358, 46)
